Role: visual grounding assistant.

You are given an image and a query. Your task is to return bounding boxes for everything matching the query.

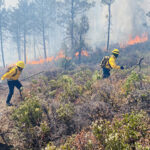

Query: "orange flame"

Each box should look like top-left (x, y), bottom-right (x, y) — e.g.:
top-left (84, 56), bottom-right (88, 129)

top-left (75, 52), bottom-right (79, 57)
top-left (120, 33), bottom-right (148, 48)
top-left (75, 50), bottom-right (89, 57)
top-left (27, 50), bottom-right (73, 65)
top-left (128, 33), bottom-right (148, 45)
top-left (28, 56), bottom-right (54, 65)
top-left (55, 50), bottom-right (65, 61)
top-left (9, 49), bottom-right (89, 66)
top-left (81, 50), bottom-right (89, 57)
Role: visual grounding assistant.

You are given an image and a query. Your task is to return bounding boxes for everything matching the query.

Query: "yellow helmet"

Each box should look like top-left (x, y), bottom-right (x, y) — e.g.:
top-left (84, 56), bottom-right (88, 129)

top-left (112, 49), bottom-right (120, 55)
top-left (16, 61), bottom-right (25, 69)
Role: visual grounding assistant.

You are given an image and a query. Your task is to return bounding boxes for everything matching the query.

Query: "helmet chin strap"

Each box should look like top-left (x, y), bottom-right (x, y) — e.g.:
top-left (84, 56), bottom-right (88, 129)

top-left (113, 53), bottom-right (119, 58)
top-left (17, 66), bottom-right (23, 71)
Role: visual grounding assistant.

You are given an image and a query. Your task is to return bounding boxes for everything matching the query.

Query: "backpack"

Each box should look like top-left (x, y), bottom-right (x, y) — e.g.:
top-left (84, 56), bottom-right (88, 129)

top-left (100, 56), bottom-right (110, 68)
top-left (6, 66), bottom-right (18, 77)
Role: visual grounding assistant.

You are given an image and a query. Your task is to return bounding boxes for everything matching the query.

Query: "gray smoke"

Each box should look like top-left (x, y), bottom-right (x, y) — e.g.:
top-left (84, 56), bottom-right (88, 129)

top-left (86, 0), bottom-right (150, 49)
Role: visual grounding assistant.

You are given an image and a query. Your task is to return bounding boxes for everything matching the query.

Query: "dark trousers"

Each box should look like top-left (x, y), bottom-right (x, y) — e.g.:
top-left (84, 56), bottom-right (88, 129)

top-left (102, 68), bottom-right (110, 79)
top-left (6, 80), bottom-right (22, 104)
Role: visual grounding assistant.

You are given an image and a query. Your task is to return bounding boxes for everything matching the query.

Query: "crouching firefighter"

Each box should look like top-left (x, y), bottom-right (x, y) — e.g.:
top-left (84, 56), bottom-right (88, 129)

top-left (0, 61), bottom-right (25, 106)
top-left (100, 49), bottom-right (124, 79)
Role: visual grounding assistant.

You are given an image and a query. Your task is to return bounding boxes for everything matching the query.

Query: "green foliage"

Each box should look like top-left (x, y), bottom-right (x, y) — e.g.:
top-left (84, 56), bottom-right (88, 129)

top-left (32, 79), bottom-right (38, 84)
top-left (74, 69), bottom-right (92, 81)
top-left (37, 86), bottom-right (42, 93)
top-left (40, 121), bottom-right (50, 135)
top-left (12, 96), bottom-right (42, 128)
top-left (48, 80), bottom-right (59, 90)
top-left (92, 111), bottom-right (149, 150)
top-left (48, 90), bottom-right (57, 98)
top-left (92, 70), bottom-right (101, 81)
top-left (58, 75), bottom-right (74, 87)
top-left (58, 75), bottom-right (83, 102)
top-left (123, 72), bottom-right (142, 95)
top-left (45, 135), bottom-right (76, 150)
top-left (59, 136), bottom-right (76, 150)
top-left (84, 80), bottom-right (93, 91)
top-left (11, 96), bottom-right (52, 149)
top-left (45, 142), bottom-right (56, 150)
top-left (60, 84), bottom-right (83, 102)
top-left (56, 103), bottom-right (74, 121)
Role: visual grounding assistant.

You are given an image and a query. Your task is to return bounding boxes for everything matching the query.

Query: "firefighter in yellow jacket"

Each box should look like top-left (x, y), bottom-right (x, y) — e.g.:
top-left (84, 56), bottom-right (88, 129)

top-left (0, 61), bottom-right (25, 106)
top-left (102, 49), bottom-right (124, 78)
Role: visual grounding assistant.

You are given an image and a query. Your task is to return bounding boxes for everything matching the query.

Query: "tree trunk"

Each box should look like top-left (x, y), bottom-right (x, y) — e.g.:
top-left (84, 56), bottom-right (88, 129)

top-left (17, 29), bottom-right (21, 60)
top-left (42, 21), bottom-right (47, 59)
top-left (0, 26), bottom-right (5, 68)
top-left (41, 0), bottom-right (47, 59)
top-left (33, 35), bottom-right (36, 59)
top-left (71, 0), bottom-right (74, 51)
top-left (106, 4), bottom-right (111, 51)
top-left (78, 34), bottom-right (82, 64)
top-left (23, 28), bottom-right (27, 64)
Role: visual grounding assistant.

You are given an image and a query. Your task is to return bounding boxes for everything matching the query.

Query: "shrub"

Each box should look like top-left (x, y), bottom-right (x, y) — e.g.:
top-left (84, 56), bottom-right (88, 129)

top-left (48, 80), bottom-right (59, 91)
top-left (123, 72), bottom-right (143, 95)
top-left (84, 80), bottom-right (93, 91)
top-left (92, 70), bottom-right (101, 81)
top-left (56, 103), bottom-right (74, 121)
top-left (74, 69), bottom-right (92, 82)
top-left (32, 79), bottom-right (38, 84)
top-left (58, 75), bottom-right (83, 102)
top-left (12, 96), bottom-right (42, 128)
top-left (11, 96), bottom-right (52, 149)
top-left (59, 84), bottom-right (83, 102)
top-left (45, 142), bottom-right (56, 150)
top-left (48, 90), bottom-right (57, 98)
top-left (92, 111), bottom-right (149, 150)
top-left (58, 75), bottom-right (73, 87)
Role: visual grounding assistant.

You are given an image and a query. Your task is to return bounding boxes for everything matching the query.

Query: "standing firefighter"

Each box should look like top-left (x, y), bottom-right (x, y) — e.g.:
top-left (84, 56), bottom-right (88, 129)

top-left (0, 61), bottom-right (25, 106)
top-left (100, 49), bottom-right (124, 78)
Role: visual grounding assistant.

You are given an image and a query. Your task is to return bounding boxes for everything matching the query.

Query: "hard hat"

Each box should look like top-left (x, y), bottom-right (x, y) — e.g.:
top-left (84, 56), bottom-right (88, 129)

top-left (112, 49), bottom-right (119, 55)
top-left (16, 61), bottom-right (25, 69)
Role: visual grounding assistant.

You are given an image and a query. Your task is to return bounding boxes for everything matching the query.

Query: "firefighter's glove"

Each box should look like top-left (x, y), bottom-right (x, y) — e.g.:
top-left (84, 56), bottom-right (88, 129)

top-left (120, 66), bottom-right (124, 70)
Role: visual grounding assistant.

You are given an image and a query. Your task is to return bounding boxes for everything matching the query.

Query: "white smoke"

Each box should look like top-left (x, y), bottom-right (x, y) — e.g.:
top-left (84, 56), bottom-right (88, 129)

top-left (86, 0), bottom-right (150, 49)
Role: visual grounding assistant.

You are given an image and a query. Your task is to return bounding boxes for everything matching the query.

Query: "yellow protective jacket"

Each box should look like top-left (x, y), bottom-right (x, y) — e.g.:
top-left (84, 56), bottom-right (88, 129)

top-left (1, 66), bottom-right (22, 80)
top-left (105, 55), bottom-right (121, 69)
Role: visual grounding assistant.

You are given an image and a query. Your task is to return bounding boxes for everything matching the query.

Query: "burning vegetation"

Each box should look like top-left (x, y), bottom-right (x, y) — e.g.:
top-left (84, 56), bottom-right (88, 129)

top-left (120, 33), bottom-right (148, 48)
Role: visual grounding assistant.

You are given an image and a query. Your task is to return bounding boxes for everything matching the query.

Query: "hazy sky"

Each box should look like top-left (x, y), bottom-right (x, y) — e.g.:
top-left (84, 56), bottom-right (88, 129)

top-left (5, 0), bottom-right (18, 8)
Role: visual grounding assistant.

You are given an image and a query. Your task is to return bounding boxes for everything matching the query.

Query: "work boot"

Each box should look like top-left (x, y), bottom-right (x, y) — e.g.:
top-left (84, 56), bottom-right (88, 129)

top-left (6, 103), bottom-right (13, 106)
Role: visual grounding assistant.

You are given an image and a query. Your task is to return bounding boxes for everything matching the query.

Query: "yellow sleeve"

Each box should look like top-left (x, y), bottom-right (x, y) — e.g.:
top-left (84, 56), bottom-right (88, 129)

top-left (109, 56), bottom-right (120, 69)
top-left (1, 68), bottom-right (16, 80)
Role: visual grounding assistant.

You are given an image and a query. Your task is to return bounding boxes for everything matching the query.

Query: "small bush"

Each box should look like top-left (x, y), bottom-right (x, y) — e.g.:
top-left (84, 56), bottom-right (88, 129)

top-left (59, 84), bottom-right (83, 102)
top-left (92, 70), bottom-right (101, 81)
top-left (84, 80), bottom-right (93, 91)
top-left (45, 142), bottom-right (56, 150)
top-left (12, 96), bottom-right (42, 128)
top-left (48, 90), bottom-right (57, 98)
top-left (48, 80), bottom-right (59, 90)
top-left (92, 111), bottom-right (149, 150)
top-left (58, 75), bottom-right (73, 87)
top-left (56, 103), bottom-right (74, 121)
top-left (123, 72), bottom-right (143, 95)
top-left (58, 75), bottom-right (83, 102)
top-left (32, 79), bottom-right (38, 84)
top-left (11, 96), bottom-right (52, 149)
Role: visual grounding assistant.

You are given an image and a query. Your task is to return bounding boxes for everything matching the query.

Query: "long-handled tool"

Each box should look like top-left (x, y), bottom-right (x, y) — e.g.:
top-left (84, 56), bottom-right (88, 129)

top-left (126, 57), bottom-right (144, 73)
